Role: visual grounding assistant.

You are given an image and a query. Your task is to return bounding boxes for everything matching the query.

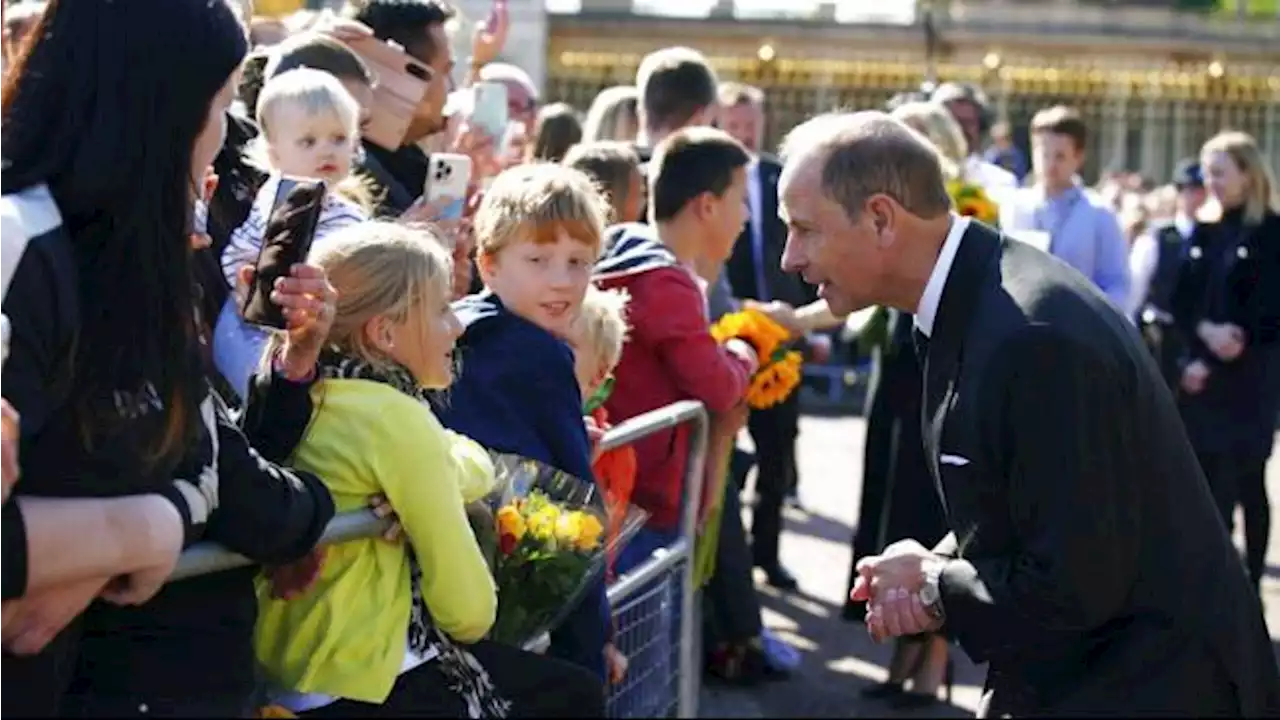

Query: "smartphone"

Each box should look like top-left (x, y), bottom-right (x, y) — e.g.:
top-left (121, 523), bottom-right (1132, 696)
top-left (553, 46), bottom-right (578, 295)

top-left (241, 178), bottom-right (327, 330)
top-left (423, 154), bottom-right (473, 221)
top-left (344, 36), bottom-right (434, 151)
top-left (470, 81), bottom-right (509, 142)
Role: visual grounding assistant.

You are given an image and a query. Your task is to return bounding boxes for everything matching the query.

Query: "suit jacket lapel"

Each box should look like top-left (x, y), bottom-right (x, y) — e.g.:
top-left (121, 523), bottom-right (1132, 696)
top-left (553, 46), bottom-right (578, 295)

top-left (921, 222), bottom-right (1002, 490)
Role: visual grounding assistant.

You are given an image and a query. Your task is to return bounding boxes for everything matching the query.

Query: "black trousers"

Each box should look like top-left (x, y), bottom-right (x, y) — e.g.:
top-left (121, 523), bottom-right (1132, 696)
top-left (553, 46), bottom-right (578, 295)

top-left (746, 395), bottom-right (800, 568)
top-left (301, 641), bottom-right (606, 719)
top-left (1196, 450), bottom-right (1271, 588)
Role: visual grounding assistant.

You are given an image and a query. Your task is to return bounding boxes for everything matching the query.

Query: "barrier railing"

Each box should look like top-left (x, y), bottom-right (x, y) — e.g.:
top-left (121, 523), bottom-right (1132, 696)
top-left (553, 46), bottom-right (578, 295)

top-left (169, 399), bottom-right (709, 719)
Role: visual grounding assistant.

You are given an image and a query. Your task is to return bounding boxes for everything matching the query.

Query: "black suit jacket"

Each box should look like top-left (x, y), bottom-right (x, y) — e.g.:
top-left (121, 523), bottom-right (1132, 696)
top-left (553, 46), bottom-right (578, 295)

top-left (1169, 210), bottom-right (1280, 456)
top-left (725, 155), bottom-right (817, 309)
top-left (920, 221), bottom-right (1280, 716)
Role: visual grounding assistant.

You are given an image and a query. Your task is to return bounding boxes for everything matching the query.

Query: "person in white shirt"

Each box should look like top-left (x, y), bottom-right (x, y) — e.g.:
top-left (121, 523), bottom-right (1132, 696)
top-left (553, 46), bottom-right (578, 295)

top-left (1126, 158), bottom-right (1207, 321)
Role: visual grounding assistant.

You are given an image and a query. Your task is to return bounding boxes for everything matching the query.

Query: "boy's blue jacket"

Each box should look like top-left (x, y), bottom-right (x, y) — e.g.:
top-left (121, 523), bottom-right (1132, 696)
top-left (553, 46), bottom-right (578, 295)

top-left (436, 291), bottom-right (594, 483)
top-left (435, 290), bottom-right (609, 678)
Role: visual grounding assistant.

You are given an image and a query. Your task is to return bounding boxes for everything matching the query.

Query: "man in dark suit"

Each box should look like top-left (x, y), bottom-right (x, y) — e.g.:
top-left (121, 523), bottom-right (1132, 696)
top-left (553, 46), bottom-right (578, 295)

top-left (778, 111), bottom-right (1280, 716)
top-left (718, 82), bottom-right (820, 590)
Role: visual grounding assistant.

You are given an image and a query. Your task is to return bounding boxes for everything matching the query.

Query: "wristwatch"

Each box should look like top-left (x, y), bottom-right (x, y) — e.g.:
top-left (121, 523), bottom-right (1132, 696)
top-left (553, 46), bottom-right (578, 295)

top-left (918, 560), bottom-right (946, 623)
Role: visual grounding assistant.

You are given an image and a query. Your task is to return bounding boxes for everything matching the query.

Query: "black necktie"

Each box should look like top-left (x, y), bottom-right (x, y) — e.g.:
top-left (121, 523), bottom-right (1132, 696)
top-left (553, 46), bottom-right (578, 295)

top-left (912, 327), bottom-right (931, 364)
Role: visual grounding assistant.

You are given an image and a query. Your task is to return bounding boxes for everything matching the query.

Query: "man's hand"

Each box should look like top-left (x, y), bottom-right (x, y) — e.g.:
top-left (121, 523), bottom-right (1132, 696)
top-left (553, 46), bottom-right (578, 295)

top-left (98, 495), bottom-right (186, 606)
top-left (1198, 321), bottom-right (1245, 362)
top-left (2, 399), bottom-right (19, 503)
top-left (851, 539), bottom-right (944, 642)
top-left (744, 299), bottom-right (802, 338)
top-left (469, 0), bottom-right (510, 70)
top-left (312, 10), bottom-right (374, 43)
top-left (2, 576), bottom-right (110, 655)
top-left (1181, 359), bottom-right (1210, 395)
top-left (449, 122), bottom-right (503, 182)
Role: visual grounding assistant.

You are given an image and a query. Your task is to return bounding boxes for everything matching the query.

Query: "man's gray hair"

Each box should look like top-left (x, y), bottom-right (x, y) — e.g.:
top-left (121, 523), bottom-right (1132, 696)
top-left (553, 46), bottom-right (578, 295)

top-left (780, 111), bottom-right (952, 221)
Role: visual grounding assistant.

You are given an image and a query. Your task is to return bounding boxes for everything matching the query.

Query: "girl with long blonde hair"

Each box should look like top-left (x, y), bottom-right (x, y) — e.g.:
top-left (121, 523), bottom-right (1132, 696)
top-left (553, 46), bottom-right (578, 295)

top-left (1171, 129), bottom-right (1280, 593)
top-left (255, 221), bottom-right (607, 719)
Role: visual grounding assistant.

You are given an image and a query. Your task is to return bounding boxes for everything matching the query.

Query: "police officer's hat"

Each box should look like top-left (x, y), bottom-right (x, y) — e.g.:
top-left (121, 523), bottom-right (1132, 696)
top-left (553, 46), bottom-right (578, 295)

top-left (1172, 159), bottom-right (1203, 190)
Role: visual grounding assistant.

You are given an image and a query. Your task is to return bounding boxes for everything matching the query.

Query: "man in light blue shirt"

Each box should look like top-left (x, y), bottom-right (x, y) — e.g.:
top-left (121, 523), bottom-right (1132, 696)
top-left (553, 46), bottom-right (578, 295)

top-left (1002, 105), bottom-right (1130, 309)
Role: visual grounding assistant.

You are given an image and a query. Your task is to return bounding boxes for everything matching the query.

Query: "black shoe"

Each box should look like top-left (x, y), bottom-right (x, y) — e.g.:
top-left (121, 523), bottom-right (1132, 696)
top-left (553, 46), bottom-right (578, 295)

top-left (859, 681), bottom-right (904, 700)
top-left (889, 691), bottom-right (941, 709)
top-left (756, 562), bottom-right (799, 591)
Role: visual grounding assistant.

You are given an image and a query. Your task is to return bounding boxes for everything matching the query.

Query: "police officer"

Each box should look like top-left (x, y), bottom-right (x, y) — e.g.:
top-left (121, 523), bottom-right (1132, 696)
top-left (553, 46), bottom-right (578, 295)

top-left (1130, 159), bottom-right (1206, 388)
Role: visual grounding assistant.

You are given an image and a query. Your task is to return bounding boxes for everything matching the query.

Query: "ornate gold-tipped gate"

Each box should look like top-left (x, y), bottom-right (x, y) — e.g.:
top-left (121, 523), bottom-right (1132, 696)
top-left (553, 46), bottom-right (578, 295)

top-left (545, 23), bottom-right (1279, 183)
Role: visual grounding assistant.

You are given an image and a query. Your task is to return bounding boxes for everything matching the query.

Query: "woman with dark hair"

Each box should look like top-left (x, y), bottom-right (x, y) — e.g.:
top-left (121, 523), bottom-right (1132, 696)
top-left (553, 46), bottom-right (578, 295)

top-left (529, 103), bottom-right (584, 163)
top-left (1, 0), bottom-right (335, 716)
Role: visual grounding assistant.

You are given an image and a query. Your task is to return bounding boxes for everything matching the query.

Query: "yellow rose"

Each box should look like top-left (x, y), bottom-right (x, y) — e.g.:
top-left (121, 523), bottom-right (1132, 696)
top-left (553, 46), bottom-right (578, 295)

top-left (554, 511), bottom-right (582, 548)
top-left (575, 513), bottom-right (604, 551)
top-left (527, 507), bottom-right (558, 542)
top-left (496, 506), bottom-right (526, 542)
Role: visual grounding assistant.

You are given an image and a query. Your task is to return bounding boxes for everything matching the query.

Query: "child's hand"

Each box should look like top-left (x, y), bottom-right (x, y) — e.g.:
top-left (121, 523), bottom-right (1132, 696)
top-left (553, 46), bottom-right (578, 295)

top-left (584, 414), bottom-right (606, 462)
top-left (725, 338), bottom-right (760, 376)
top-left (604, 642), bottom-right (629, 685)
top-left (369, 493), bottom-right (404, 543)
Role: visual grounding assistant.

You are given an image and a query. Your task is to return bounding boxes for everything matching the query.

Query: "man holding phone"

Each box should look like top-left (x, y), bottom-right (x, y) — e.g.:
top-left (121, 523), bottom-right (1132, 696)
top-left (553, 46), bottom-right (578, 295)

top-left (343, 0), bottom-right (509, 217)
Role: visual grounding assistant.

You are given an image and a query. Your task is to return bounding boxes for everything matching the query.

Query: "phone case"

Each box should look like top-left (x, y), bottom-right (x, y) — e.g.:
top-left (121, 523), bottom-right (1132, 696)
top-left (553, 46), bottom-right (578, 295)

top-left (471, 82), bottom-right (509, 140)
top-left (344, 36), bottom-right (434, 151)
top-left (424, 153), bottom-right (473, 206)
top-left (241, 179), bottom-right (327, 330)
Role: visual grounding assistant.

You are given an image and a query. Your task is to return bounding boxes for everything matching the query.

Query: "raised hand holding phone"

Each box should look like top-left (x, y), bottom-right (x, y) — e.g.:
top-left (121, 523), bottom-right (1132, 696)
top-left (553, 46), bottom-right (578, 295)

top-left (470, 0), bottom-right (510, 69)
top-left (241, 178), bottom-right (327, 330)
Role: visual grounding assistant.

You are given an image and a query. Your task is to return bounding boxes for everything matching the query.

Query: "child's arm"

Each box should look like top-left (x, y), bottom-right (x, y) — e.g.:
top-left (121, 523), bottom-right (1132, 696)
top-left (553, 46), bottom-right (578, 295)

top-left (220, 205), bottom-right (267, 290)
top-left (373, 398), bottom-right (497, 643)
top-left (637, 269), bottom-right (753, 412)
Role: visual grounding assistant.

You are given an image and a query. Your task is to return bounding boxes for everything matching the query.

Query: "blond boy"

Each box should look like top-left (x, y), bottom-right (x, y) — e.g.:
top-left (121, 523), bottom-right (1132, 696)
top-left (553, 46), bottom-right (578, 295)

top-left (434, 163), bottom-right (615, 680)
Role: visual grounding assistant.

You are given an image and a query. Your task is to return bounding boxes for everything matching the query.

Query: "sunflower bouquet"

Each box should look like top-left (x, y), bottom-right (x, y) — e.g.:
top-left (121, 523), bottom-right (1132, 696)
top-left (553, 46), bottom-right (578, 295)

top-left (482, 453), bottom-right (647, 647)
top-left (947, 178), bottom-right (1000, 226)
top-left (710, 308), bottom-right (804, 410)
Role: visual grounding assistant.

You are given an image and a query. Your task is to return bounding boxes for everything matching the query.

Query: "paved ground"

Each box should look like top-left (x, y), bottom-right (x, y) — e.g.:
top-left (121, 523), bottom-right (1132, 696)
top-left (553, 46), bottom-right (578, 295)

top-left (698, 413), bottom-right (1280, 718)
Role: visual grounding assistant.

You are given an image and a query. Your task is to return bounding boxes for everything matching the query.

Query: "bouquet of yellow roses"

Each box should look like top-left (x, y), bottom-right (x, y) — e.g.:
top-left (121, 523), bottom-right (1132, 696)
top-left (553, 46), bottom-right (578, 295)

top-left (947, 178), bottom-right (1000, 226)
top-left (483, 453), bottom-right (648, 647)
top-left (710, 307), bottom-right (804, 409)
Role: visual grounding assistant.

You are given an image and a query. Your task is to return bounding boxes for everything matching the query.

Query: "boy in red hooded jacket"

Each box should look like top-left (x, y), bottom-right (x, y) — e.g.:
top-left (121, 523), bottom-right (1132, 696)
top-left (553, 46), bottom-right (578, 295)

top-left (592, 127), bottom-right (759, 567)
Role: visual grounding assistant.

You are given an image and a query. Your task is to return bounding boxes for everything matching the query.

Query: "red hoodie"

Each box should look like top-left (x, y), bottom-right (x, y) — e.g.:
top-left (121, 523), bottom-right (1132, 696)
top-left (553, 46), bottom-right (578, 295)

top-left (594, 224), bottom-right (752, 531)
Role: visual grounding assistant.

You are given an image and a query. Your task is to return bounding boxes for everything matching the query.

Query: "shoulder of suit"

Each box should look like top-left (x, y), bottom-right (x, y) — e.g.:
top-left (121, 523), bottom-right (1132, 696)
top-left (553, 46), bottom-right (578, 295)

top-left (755, 153), bottom-right (783, 172)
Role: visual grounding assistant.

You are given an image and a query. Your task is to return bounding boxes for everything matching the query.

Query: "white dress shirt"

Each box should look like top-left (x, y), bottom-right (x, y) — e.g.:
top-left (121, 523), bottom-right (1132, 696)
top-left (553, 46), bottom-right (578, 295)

top-left (915, 214), bottom-right (972, 337)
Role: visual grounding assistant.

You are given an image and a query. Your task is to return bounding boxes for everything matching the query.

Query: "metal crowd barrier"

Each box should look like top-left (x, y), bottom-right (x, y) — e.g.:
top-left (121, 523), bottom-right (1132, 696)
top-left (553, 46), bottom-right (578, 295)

top-left (169, 399), bottom-right (709, 719)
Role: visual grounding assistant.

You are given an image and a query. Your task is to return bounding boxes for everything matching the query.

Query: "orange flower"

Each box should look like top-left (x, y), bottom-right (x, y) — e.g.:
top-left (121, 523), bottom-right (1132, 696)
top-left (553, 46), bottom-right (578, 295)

top-left (746, 351), bottom-right (804, 409)
top-left (710, 308), bottom-right (790, 363)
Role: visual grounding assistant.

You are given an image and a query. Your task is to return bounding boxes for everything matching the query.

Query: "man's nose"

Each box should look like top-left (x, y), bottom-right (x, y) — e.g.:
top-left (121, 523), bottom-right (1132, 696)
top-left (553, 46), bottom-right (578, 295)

top-left (780, 236), bottom-right (802, 273)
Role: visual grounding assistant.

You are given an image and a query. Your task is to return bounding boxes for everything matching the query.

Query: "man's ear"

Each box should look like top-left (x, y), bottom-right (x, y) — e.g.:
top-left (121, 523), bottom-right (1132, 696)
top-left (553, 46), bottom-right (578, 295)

top-left (866, 194), bottom-right (898, 247)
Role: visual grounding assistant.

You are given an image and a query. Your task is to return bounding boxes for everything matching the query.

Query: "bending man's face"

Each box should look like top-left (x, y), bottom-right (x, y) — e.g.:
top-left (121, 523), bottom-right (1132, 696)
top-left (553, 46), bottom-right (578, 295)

top-left (779, 152), bottom-right (889, 316)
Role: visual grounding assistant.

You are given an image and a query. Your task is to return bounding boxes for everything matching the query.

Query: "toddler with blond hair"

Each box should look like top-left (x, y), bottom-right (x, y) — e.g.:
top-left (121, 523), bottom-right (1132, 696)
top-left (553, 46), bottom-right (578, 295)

top-left (213, 67), bottom-right (370, 401)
